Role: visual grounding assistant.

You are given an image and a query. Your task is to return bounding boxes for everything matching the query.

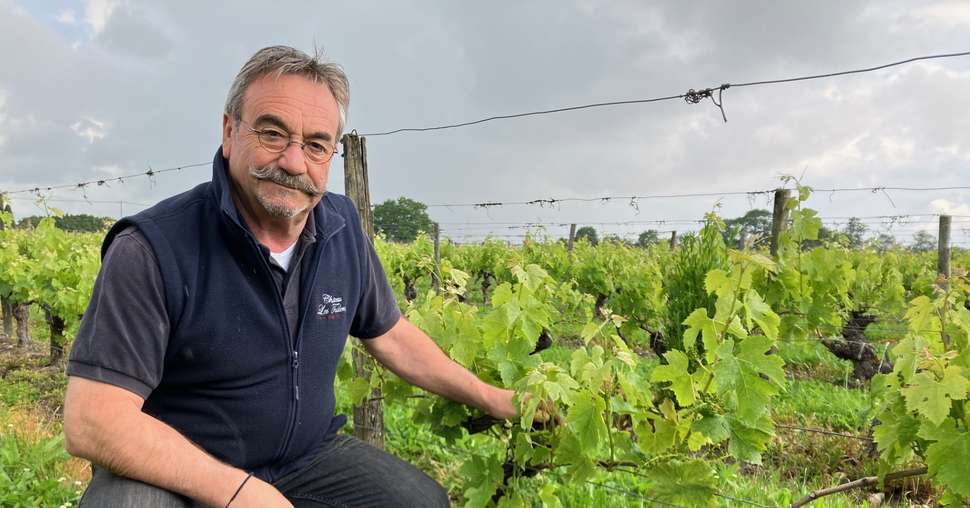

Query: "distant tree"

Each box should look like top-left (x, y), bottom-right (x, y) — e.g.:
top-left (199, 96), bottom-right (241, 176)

top-left (574, 226), bottom-right (598, 245)
top-left (800, 224), bottom-right (840, 250)
top-left (17, 214), bottom-right (110, 232)
top-left (868, 233), bottom-right (898, 252)
top-left (0, 195), bottom-right (10, 230)
top-left (602, 234), bottom-right (631, 246)
top-left (723, 209), bottom-right (772, 248)
top-left (842, 217), bottom-right (868, 249)
top-left (372, 197), bottom-right (434, 242)
top-left (911, 230), bottom-right (937, 252)
top-left (636, 229), bottom-right (660, 248)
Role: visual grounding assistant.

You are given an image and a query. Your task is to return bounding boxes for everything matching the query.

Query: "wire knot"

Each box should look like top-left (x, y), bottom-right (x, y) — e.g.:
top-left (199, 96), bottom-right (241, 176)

top-left (684, 85), bottom-right (730, 122)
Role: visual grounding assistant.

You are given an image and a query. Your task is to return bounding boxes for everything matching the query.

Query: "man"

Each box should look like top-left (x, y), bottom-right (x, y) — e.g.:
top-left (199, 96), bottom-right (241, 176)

top-left (63, 46), bottom-right (517, 508)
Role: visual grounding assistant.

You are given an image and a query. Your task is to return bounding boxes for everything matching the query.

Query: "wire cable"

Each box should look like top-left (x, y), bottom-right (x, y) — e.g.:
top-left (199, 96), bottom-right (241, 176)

top-left (359, 50), bottom-right (970, 136)
top-left (3, 161), bottom-right (210, 195)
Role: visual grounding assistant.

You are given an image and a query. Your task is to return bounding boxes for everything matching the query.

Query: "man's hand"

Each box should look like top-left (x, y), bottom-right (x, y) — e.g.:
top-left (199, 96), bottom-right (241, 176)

top-left (484, 387), bottom-right (518, 420)
top-left (227, 476), bottom-right (293, 508)
top-left (519, 393), bottom-right (562, 427)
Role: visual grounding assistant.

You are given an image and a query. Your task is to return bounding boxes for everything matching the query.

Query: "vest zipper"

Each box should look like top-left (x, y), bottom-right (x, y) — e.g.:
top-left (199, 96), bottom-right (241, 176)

top-left (242, 233), bottom-right (299, 465)
top-left (274, 227), bottom-right (330, 463)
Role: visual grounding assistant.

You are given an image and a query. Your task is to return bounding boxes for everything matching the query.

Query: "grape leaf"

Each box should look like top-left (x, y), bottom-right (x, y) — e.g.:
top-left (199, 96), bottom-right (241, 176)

top-left (745, 289), bottom-right (779, 341)
top-left (924, 421), bottom-right (970, 498)
top-left (714, 337), bottom-right (785, 423)
top-left (647, 459), bottom-right (717, 506)
top-left (650, 350), bottom-right (698, 406)
top-left (901, 367), bottom-right (969, 426)
top-left (565, 392), bottom-right (607, 458)
top-left (691, 414), bottom-right (730, 444)
top-left (682, 308), bottom-right (719, 363)
top-left (726, 415), bottom-right (772, 464)
top-left (461, 454), bottom-right (504, 508)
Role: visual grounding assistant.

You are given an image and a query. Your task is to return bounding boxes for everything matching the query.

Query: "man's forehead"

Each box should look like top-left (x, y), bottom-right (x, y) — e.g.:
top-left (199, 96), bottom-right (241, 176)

top-left (241, 73), bottom-right (338, 126)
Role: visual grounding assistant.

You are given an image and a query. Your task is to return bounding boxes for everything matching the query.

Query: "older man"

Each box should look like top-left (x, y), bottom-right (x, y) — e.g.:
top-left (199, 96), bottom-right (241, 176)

top-left (63, 46), bottom-right (516, 508)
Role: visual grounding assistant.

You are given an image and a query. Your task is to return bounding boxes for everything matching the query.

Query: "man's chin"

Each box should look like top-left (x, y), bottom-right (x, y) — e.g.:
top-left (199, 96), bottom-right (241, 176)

top-left (256, 196), bottom-right (310, 219)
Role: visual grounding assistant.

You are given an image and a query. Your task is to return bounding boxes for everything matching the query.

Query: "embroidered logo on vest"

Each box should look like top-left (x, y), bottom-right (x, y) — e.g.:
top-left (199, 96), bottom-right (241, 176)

top-left (316, 293), bottom-right (347, 320)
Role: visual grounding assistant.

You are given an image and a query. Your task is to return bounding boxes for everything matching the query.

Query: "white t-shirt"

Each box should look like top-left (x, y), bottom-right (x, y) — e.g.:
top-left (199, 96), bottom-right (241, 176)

top-left (270, 240), bottom-right (298, 271)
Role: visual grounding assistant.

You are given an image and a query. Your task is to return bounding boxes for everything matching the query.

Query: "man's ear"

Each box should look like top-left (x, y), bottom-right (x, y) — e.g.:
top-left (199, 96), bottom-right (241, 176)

top-left (222, 114), bottom-right (233, 159)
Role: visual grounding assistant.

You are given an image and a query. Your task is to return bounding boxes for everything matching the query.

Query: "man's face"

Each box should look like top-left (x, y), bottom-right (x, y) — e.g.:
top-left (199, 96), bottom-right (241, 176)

top-left (222, 73), bottom-right (340, 223)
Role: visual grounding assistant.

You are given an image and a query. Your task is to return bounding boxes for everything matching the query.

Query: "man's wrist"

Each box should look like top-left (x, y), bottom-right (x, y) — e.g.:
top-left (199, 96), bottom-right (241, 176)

top-left (226, 471), bottom-right (254, 507)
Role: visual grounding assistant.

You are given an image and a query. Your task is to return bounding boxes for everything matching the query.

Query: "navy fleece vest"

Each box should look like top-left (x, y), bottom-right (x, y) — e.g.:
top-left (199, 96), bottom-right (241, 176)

top-left (102, 149), bottom-right (368, 481)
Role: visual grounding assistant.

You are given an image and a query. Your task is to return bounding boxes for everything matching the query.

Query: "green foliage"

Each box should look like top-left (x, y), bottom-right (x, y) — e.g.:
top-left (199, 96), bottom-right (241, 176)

top-left (17, 214), bottom-right (112, 233)
top-left (911, 230), bottom-right (937, 252)
top-left (841, 217), bottom-right (868, 249)
top-left (662, 214), bottom-right (729, 352)
top-left (573, 226), bottom-right (598, 246)
top-left (723, 209), bottom-right (772, 249)
top-left (635, 230), bottom-right (659, 248)
top-left (0, 407), bottom-right (82, 508)
top-left (872, 275), bottom-right (970, 501)
top-left (373, 197), bottom-right (435, 242)
top-left (773, 379), bottom-right (873, 430)
top-left (0, 217), bottom-right (101, 360)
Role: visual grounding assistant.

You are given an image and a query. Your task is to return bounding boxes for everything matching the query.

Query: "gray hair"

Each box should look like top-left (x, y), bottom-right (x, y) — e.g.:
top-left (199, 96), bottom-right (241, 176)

top-left (225, 45), bottom-right (350, 139)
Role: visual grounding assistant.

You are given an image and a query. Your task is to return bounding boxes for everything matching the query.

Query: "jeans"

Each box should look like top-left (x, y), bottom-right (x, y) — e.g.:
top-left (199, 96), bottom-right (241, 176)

top-left (78, 435), bottom-right (450, 507)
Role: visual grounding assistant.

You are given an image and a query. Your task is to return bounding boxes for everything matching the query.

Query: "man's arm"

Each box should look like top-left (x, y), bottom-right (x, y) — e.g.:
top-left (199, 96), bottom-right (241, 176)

top-left (361, 317), bottom-right (517, 419)
top-left (64, 376), bottom-right (293, 508)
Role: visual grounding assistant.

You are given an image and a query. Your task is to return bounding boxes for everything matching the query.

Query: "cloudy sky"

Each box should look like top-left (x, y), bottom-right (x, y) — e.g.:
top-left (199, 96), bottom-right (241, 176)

top-left (1, 0), bottom-right (968, 245)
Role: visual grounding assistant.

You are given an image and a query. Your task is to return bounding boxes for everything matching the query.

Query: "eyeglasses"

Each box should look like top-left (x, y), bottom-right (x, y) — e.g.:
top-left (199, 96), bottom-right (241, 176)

top-left (243, 122), bottom-right (336, 164)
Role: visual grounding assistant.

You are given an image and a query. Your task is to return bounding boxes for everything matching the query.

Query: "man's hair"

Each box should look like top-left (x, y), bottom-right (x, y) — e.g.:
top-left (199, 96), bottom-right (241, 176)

top-left (225, 45), bottom-right (350, 139)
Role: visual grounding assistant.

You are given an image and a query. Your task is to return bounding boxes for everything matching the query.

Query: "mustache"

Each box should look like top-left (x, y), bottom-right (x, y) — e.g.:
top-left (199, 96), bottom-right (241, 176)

top-left (250, 165), bottom-right (323, 197)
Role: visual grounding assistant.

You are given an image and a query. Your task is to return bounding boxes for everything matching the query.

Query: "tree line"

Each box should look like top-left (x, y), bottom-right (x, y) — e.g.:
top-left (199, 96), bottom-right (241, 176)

top-left (371, 198), bottom-right (942, 252)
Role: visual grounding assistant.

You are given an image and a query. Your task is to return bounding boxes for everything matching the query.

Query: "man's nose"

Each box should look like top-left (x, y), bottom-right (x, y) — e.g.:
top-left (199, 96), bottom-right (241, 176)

top-left (277, 141), bottom-right (308, 174)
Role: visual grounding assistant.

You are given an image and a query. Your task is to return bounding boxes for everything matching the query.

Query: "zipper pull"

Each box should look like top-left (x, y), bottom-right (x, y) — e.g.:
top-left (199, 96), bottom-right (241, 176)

top-left (292, 351), bottom-right (300, 401)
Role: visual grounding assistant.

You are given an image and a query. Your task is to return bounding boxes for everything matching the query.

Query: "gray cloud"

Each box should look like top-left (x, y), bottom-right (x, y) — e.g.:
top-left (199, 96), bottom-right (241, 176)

top-left (0, 0), bottom-right (967, 245)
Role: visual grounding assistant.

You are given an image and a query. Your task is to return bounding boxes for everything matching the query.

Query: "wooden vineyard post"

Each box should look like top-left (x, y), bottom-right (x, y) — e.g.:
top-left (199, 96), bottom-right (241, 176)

top-left (342, 132), bottom-right (384, 449)
top-left (938, 214), bottom-right (952, 348)
top-left (567, 224), bottom-right (576, 254)
top-left (432, 222), bottom-right (441, 293)
top-left (770, 189), bottom-right (791, 258)
top-left (669, 230), bottom-right (677, 250)
top-left (0, 195), bottom-right (11, 339)
top-left (938, 215), bottom-right (951, 285)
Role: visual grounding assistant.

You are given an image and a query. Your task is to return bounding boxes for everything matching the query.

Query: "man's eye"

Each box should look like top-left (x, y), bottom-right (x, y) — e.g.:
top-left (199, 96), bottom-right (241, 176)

top-left (260, 130), bottom-right (287, 141)
top-left (306, 141), bottom-right (330, 155)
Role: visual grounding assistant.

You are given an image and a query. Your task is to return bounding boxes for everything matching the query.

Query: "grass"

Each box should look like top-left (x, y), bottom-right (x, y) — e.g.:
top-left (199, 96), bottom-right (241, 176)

top-left (776, 340), bottom-right (854, 384)
top-left (773, 379), bottom-right (873, 431)
top-left (0, 405), bottom-right (87, 507)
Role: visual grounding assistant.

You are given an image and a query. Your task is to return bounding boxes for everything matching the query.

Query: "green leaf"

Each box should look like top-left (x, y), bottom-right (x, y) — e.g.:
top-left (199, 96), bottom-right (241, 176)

top-left (726, 415), bottom-right (772, 464)
top-left (873, 403), bottom-right (919, 465)
top-left (650, 350), bottom-right (697, 406)
top-left (579, 321), bottom-right (602, 344)
top-left (704, 269), bottom-right (731, 297)
top-left (925, 421), bottom-right (970, 498)
top-left (539, 483), bottom-right (563, 508)
top-left (682, 308), bottom-right (719, 363)
top-left (714, 337), bottom-right (785, 423)
top-left (565, 393), bottom-right (607, 458)
top-left (691, 414), bottom-right (730, 444)
top-left (744, 289), bottom-right (779, 341)
top-left (737, 335), bottom-right (785, 387)
top-left (461, 454), bottom-right (504, 508)
top-left (901, 367), bottom-right (969, 426)
top-left (647, 459), bottom-right (717, 506)
top-left (346, 377), bottom-right (371, 405)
